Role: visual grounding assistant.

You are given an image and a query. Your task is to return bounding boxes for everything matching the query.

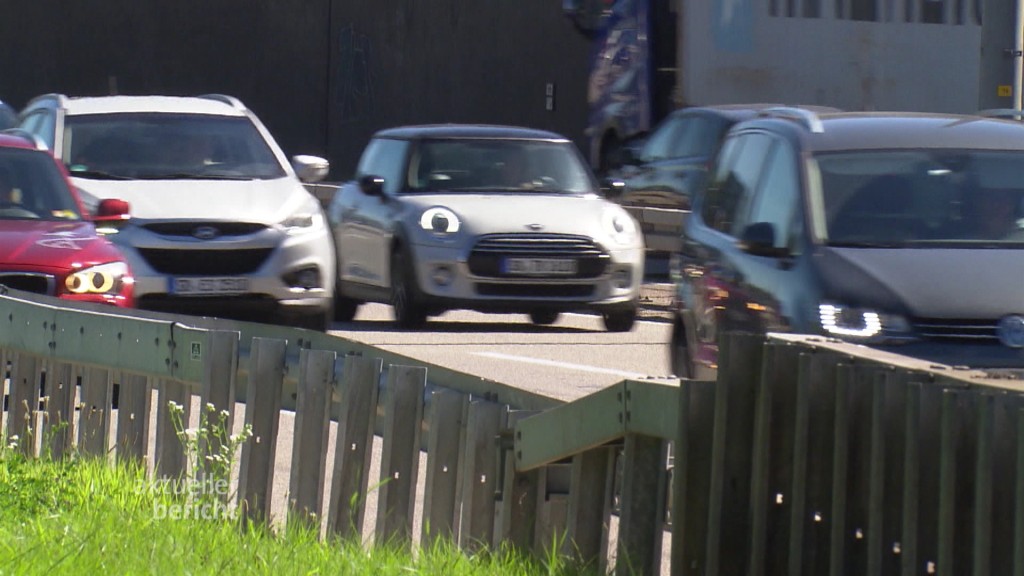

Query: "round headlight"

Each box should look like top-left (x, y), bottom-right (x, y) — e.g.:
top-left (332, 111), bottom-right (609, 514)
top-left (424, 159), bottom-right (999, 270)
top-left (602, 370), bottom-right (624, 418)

top-left (420, 207), bottom-right (460, 234)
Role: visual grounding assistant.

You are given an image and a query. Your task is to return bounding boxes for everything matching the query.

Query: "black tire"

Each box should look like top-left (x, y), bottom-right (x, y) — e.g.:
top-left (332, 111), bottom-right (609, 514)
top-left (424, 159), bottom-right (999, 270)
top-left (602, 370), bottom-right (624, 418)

top-left (598, 132), bottom-right (623, 175)
top-left (333, 284), bottom-right (360, 322)
top-left (287, 308), bottom-right (332, 332)
top-left (391, 248), bottom-right (427, 329)
top-left (529, 310), bottom-right (560, 325)
top-left (670, 317), bottom-right (694, 379)
top-left (602, 306), bottom-right (637, 332)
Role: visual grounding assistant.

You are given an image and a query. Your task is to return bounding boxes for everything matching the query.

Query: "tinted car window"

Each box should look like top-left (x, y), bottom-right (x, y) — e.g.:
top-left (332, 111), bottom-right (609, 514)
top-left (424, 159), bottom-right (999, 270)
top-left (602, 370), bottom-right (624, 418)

top-left (406, 139), bottom-right (595, 194)
top-left (20, 110), bottom-right (56, 150)
top-left (63, 113), bottom-right (286, 180)
top-left (0, 148), bottom-right (82, 220)
top-left (816, 149), bottom-right (1024, 245)
top-left (356, 137), bottom-right (409, 194)
top-left (701, 133), bottom-right (773, 236)
top-left (748, 141), bottom-right (799, 248)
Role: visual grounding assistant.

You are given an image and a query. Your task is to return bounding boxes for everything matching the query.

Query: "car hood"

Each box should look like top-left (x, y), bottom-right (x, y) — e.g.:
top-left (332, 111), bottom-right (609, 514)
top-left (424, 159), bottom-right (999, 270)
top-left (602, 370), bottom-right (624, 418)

top-left (399, 193), bottom-right (629, 241)
top-left (819, 246), bottom-right (1024, 318)
top-left (72, 177), bottom-right (313, 223)
top-left (0, 220), bottom-right (124, 271)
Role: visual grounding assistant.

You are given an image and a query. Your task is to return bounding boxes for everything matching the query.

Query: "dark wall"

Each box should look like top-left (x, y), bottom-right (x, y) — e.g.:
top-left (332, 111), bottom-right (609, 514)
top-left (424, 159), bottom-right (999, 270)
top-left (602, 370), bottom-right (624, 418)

top-left (0, 1), bottom-right (591, 180)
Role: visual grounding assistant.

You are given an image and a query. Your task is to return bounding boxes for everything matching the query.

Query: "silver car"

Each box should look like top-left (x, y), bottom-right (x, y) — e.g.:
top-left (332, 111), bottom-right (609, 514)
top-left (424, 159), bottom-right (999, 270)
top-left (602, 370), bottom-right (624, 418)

top-left (18, 94), bottom-right (336, 330)
top-left (327, 124), bottom-right (644, 331)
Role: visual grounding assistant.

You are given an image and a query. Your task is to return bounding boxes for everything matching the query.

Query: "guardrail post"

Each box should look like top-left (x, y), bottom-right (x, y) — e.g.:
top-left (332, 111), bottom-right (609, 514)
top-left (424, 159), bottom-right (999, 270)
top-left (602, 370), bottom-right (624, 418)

top-left (567, 446), bottom-right (614, 573)
top-left (155, 378), bottom-right (192, 479)
top-left (495, 409), bottom-right (541, 554)
top-left (422, 388), bottom-right (468, 547)
top-left (616, 433), bottom-right (667, 576)
top-left (459, 398), bottom-right (505, 552)
top-left (376, 364), bottom-right (426, 548)
top-left (327, 354), bottom-right (382, 540)
top-left (78, 366), bottom-right (113, 458)
top-left (238, 337), bottom-right (286, 526)
top-left (288, 348), bottom-right (336, 527)
top-left (198, 329), bottom-right (239, 484)
top-left (7, 352), bottom-right (40, 457)
top-left (115, 372), bottom-right (152, 465)
top-left (43, 361), bottom-right (76, 459)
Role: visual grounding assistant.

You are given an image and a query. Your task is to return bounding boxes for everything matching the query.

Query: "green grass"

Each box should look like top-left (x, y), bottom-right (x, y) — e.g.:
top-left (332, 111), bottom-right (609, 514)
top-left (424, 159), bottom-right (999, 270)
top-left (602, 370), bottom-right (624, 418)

top-left (0, 447), bottom-right (599, 575)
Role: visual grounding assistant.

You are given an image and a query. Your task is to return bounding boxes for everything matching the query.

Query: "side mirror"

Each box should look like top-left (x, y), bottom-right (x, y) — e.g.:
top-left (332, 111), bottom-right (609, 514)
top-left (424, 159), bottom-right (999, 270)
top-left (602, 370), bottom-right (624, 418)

top-left (359, 174), bottom-right (385, 196)
top-left (291, 155), bottom-right (330, 183)
top-left (601, 178), bottom-right (627, 199)
top-left (738, 222), bottom-right (788, 257)
top-left (93, 198), bottom-right (131, 222)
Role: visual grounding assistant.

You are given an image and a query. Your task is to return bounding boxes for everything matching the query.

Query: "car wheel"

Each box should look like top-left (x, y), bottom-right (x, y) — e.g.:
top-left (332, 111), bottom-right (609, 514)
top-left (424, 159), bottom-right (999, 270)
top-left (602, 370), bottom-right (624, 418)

top-left (391, 248), bottom-right (427, 329)
top-left (529, 310), bottom-right (560, 325)
top-left (602, 305), bottom-right (636, 332)
top-left (333, 283), bottom-right (360, 322)
top-left (670, 317), bottom-right (694, 379)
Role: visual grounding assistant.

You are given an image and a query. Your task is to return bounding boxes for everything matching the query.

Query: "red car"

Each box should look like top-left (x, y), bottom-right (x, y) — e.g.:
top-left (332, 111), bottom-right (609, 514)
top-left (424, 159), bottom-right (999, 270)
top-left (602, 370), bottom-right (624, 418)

top-left (0, 131), bottom-right (134, 307)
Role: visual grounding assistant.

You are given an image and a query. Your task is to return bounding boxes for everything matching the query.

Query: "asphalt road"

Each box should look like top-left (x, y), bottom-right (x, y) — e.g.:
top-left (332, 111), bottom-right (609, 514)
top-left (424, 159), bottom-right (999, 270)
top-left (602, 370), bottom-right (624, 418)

top-left (325, 283), bottom-right (679, 402)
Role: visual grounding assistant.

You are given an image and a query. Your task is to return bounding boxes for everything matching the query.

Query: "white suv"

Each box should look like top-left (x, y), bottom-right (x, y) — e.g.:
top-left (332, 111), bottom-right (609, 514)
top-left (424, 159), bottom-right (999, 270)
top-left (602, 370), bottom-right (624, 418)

top-left (18, 94), bottom-right (335, 330)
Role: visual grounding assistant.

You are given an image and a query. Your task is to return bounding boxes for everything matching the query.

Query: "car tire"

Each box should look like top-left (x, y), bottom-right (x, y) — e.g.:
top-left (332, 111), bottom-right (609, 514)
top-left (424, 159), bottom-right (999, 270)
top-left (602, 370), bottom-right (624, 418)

top-left (602, 305), bottom-right (637, 332)
top-left (286, 308), bottom-right (332, 332)
top-left (529, 310), bottom-right (560, 325)
top-left (391, 248), bottom-right (427, 329)
top-left (670, 317), bottom-right (694, 379)
top-left (333, 283), bottom-right (360, 322)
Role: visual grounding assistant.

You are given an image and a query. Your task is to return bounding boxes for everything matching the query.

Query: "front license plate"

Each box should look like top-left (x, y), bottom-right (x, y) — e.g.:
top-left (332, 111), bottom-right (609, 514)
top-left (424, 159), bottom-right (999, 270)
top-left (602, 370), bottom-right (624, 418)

top-left (169, 277), bottom-right (250, 295)
top-left (503, 258), bottom-right (578, 276)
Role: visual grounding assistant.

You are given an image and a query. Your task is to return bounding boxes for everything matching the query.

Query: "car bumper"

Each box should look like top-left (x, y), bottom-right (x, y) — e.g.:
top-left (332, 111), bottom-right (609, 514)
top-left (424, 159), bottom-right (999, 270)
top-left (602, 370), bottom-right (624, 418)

top-left (408, 241), bottom-right (643, 313)
top-left (620, 206), bottom-right (687, 254)
top-left (873, 340), bottom-right (1024, 371)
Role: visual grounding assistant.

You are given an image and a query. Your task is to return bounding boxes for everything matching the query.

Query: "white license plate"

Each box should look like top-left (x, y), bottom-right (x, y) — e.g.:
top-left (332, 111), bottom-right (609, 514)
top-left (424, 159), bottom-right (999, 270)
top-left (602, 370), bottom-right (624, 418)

top-left (503, 258), bottom-right (578, 276)
top-left (169, 277), bottom-right (250, 295)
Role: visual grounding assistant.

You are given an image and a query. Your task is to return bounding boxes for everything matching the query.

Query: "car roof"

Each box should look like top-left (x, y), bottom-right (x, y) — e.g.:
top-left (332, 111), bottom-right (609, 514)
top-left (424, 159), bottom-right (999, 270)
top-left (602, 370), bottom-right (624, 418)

top-left (747, 110), bottom-right (1024, 152)
top-left (674, 103), bottom-right (841, 123)
top-left (0, 132), bottom-right (45, 151)
top-left (59, 95), bottom-right (247, 117)
top-left (374, 124), bottom-right (570, 142)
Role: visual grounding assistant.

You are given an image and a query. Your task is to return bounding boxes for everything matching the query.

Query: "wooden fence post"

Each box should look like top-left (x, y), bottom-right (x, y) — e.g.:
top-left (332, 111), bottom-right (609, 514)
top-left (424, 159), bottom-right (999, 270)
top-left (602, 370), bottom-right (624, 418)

top-left (567, 446), bottom-right (614, 573)
top-left (237, 337), bottom-right (286, 526)
top-left (459, 399), bottom-right (505, 552)
top-left (43, 361), bottom-right (76, 459)
top-left (376, 364), bottom-right (426, 548)
top-left (327, 354), bottom-right (382, 540)
top-left (422, 387), bottom-right (468, 547)
top-left (495, 409), bottom-right (540, 554)
top-left (616, 434), bottom-right (667, 576)
top-left (115, 372), bottom-right (152, 465)
top-left (288, 348), bottom-right (336, 526)
top-left (198, 329), bottom-right (239, 485)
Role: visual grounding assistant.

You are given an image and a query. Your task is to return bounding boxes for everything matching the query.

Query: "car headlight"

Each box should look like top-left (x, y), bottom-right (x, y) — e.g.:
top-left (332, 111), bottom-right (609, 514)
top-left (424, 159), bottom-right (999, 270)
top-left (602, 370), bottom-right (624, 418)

top-left (419, 207), bottom-right (461, 235)
top-left (818, 303), bottom-right (913, 342)
top-left (603, 207), bottom-right (638, 246)
top-left (65, 261), bottom-right (132, 295)
top-left (280, 199), bottom-right (325, 235)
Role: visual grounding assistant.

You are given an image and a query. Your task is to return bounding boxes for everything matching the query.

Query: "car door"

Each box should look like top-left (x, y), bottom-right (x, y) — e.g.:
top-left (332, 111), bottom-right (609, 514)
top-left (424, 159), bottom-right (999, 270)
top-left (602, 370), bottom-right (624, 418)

top-left (332, 137), bottom-right (409, 289)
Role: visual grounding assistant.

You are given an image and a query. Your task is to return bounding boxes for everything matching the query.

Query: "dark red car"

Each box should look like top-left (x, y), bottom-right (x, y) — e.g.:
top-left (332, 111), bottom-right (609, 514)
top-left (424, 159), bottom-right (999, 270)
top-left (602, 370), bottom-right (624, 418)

top-left (0, 131), bottom-right (134, 307)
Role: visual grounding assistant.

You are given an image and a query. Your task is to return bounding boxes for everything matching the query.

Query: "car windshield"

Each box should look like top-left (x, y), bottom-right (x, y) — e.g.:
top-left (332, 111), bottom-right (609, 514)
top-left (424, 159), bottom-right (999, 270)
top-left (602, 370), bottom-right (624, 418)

top-left (405, 139), bottom-right (597, 194)
top-left (62, 113), bottom-right (287, 180)
top-left (0, 148), bottom-right (82, 221)
top-left (815, 149), bottom-right (1024, 247)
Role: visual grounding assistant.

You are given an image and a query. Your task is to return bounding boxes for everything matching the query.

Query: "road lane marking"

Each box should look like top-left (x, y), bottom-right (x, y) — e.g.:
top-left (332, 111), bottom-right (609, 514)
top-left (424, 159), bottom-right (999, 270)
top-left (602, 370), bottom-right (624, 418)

top-left (472, 351), bottom-right (648, 379)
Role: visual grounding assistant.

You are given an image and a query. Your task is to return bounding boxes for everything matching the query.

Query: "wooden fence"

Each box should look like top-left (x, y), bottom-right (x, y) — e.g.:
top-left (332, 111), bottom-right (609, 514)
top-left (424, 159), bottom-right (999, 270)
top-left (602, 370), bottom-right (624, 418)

top-left (3, 289), bottom-right (1024, 575)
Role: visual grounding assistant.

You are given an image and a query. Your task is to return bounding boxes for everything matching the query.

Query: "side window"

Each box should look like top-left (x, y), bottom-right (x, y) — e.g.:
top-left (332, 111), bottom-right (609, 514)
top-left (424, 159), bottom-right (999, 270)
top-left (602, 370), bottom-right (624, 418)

top-left (700, 133), bottom-right (773, 236)
top-left (747, 142), bottom-right (800, 249)
top-left (667, 117), bottom-right (721, 158)
top-left (639, 116), bottom-right (686, 162)
top-left (355, 138), bottom-right (408, 195)
top-left (18, 110), bottom-right (56, 150)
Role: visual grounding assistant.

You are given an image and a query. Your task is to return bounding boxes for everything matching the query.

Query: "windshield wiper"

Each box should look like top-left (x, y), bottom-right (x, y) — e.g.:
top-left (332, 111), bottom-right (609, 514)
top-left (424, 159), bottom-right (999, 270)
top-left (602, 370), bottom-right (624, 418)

top-left (67, 169), bottom-right (132, 180)
top-left (134, 172), bottom-right (254, 181)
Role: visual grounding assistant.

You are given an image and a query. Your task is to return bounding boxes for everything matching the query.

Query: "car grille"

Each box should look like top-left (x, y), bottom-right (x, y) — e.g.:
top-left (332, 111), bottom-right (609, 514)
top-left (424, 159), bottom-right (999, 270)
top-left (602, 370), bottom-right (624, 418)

top-left (467, 233), bottom-right (609, 279)
top-left (912, 318), bottom-right (998, 342)
top-left (474, 283), bottom-right (595, 298)
top-left (138, 248), bottom-right (273, 275)
top-left (0, 273), bottom-right (55, 296)
top-left (143, 222), bottom-right (268, 237)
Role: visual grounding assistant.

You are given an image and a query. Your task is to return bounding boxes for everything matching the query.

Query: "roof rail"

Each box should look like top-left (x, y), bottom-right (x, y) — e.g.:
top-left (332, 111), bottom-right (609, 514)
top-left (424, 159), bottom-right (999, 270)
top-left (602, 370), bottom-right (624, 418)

top-left (977, 108), bottom-right (1024, 120)
top-left (197, 93), bottom-right (246, 110)
top-left (758, 106), bottom-right (825, 133)
top-left (1, 128), bottom-right (48, 151)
